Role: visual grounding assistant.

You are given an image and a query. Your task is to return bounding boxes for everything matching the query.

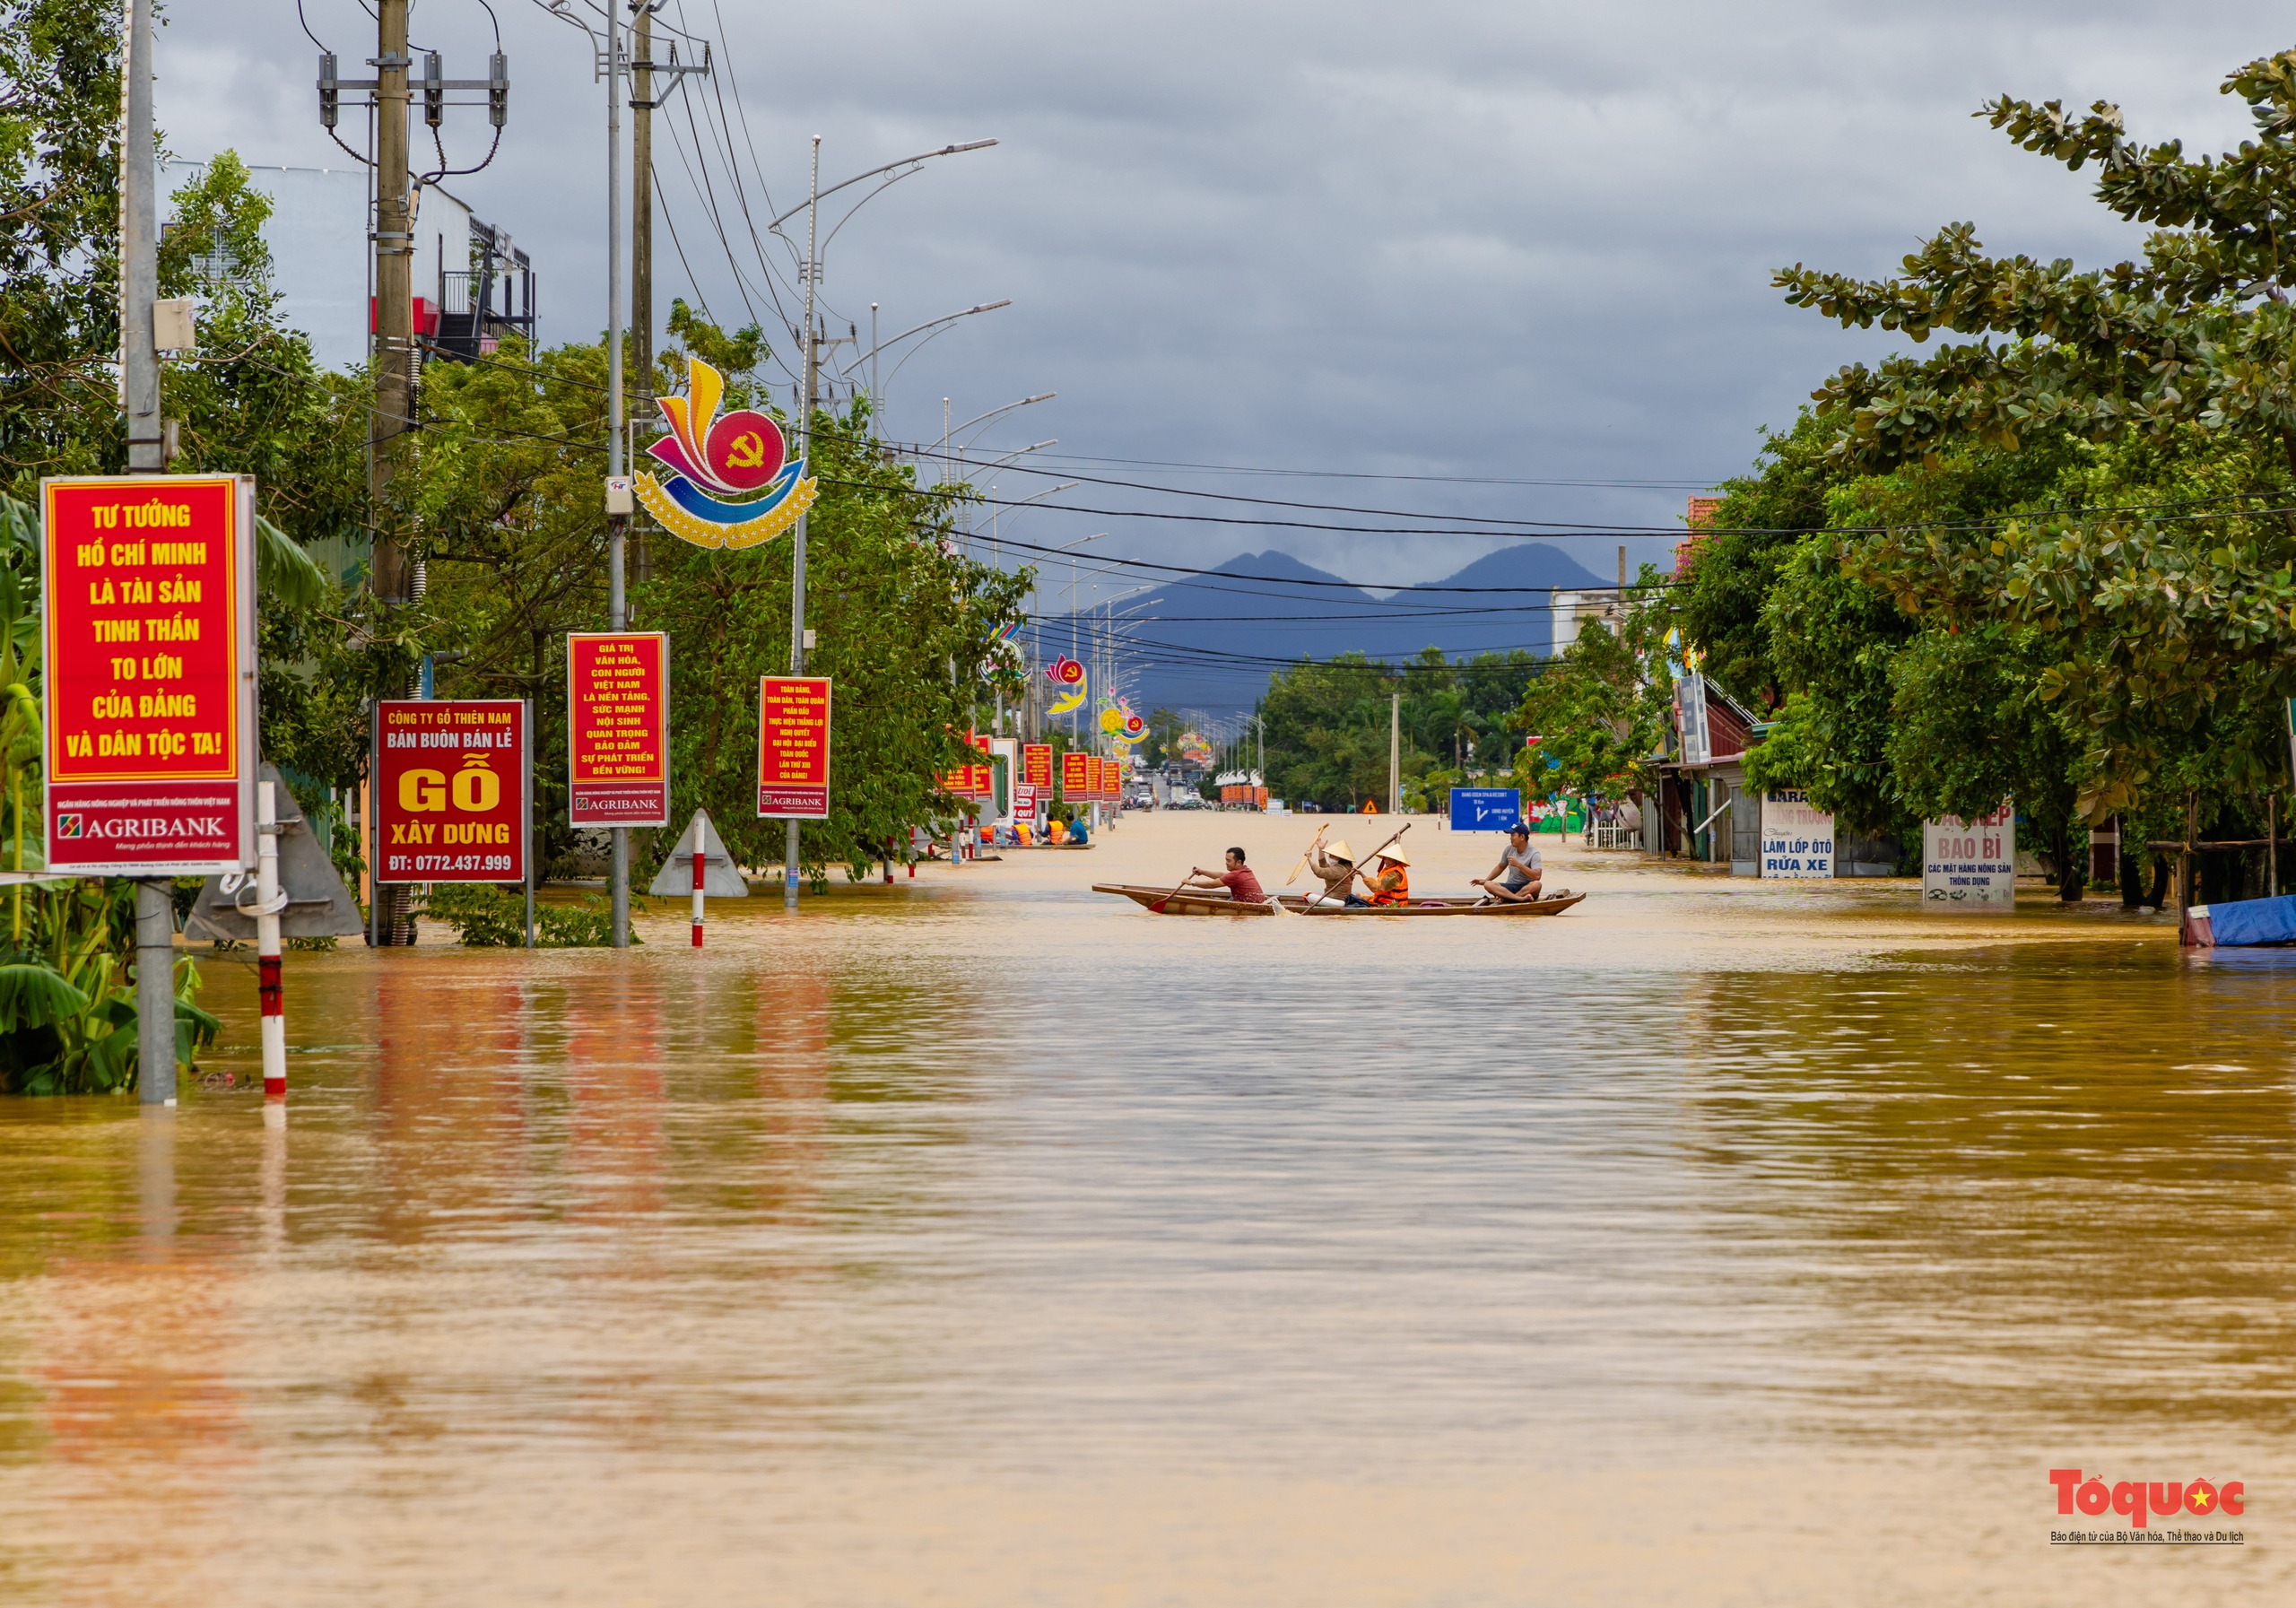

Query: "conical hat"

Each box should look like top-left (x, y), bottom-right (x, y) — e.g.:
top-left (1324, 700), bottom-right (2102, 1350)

top-left (1325, 839), bottom-right (1353, 863)
top-left (1375, 845), bottom-right (1410, 866)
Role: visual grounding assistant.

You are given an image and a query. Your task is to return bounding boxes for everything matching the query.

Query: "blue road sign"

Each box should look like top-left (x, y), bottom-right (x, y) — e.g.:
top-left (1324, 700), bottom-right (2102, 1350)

top-left (1449, 787), bottom-right (1523, 832)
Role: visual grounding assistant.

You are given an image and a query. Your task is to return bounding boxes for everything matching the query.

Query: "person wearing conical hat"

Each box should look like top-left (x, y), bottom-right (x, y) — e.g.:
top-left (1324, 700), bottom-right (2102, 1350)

top-left (1303, 836), bottom-right (1370, 908)
top-left (1362, 843), bottom-right (1411, 907)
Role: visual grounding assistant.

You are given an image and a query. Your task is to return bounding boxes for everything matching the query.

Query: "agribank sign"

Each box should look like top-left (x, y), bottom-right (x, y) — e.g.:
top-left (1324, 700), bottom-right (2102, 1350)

top-left (40, 474), bottom-right (257, 874)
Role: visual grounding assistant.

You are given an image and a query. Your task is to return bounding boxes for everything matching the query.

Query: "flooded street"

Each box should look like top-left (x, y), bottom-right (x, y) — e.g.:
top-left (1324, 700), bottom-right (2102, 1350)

top-left (1, 814), bottom-right (2290, 1604)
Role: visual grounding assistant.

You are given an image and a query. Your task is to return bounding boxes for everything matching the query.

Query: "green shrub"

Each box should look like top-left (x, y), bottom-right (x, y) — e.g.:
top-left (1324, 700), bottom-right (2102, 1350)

top-left (418, 884), bottom-right (641, 948)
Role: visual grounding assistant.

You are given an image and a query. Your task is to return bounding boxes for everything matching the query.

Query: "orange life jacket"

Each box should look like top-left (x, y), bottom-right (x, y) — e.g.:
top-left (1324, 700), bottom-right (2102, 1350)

top-left (1369, 865), bottom-right (1409, 906)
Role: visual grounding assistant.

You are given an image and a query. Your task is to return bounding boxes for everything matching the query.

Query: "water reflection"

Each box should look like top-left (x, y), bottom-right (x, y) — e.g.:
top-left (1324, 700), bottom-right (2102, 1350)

top-left (0, 829), bottom-right (2290, 1603)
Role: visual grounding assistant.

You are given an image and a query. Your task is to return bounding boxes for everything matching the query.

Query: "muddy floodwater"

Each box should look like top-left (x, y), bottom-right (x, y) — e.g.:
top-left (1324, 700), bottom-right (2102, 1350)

top-left (0, 814), bottom-right (2290, 1604)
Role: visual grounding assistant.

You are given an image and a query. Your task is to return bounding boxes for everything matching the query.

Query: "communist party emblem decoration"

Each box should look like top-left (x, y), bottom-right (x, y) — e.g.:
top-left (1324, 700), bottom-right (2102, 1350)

top-left (1046, 656), bottom-right (1087, 715)
top-left (636, 355), bottom-right (819, 550)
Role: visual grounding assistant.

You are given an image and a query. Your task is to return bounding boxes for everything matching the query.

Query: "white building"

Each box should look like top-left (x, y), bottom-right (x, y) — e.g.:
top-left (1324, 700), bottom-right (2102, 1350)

top-left (161, 160), bottom-right (527, 373)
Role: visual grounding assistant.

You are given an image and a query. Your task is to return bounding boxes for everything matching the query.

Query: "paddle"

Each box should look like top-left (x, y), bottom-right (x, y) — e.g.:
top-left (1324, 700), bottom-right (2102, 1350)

top-left (1284, 823), bottom-right (1330, 887)
top-left (1149, 865), bottom-right (1206, 914)
top-left (1304, 821), bottom-right (1405, 909)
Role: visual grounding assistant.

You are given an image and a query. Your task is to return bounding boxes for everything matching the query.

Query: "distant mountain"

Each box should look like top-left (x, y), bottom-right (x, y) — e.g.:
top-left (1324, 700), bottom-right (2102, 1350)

top-left (1038, 543), bottom-right (1608, 716)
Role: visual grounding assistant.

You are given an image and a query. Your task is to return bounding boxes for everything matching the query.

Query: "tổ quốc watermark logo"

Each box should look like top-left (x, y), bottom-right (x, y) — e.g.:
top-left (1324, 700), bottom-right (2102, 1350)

top-left (2049, 1468), bottom-right (2245, 1544)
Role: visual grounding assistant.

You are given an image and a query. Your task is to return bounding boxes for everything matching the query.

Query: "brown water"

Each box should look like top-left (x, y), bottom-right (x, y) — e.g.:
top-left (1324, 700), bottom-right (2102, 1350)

top-left (0, 816), bottom-right (2288, 1604)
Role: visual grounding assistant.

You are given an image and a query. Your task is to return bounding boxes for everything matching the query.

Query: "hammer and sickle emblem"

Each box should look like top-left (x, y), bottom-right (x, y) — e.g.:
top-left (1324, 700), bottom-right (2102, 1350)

top-left (726, 431), bottom-right (767, 470)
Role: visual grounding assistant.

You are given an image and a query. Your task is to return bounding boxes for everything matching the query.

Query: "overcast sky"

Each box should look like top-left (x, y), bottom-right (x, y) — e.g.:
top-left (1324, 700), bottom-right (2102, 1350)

top-left (160, 2), bottom-right (2292, 587)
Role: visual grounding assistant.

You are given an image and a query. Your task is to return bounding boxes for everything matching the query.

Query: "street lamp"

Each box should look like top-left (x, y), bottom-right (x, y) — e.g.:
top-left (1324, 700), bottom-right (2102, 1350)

top-left (855, 300), bottom-right (1014, 433)
top-left (778, 134), bottom-right (998, 908)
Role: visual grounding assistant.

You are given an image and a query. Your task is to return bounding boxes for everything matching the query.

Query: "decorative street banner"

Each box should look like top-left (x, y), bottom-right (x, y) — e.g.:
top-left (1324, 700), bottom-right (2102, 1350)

top-left (1448, 787), bottom-right (1523, 832)
top-left (1760, 789), bottom-right (1835, 878)
top-left (1061, 749), bottom-right (1093, 799)
top-left (1047, 656), bottom-right (1087, 717)
top-left (636, 356), bottom-right (818, 551)
top-left (568, 631), bottom-right (669, 827)
top-left (41, 474), bottom-right (256, 874)
top-left (757, 676), bottom-right (831, 818)
top-left (1923, 804), bottom-right (2016, 906)
top-left (1100, 757), bottom-right (1121, 799)
top-left (1022, 743), bottom-right (1053, 790)
top-left (373, 700), bottom-right (529, 883)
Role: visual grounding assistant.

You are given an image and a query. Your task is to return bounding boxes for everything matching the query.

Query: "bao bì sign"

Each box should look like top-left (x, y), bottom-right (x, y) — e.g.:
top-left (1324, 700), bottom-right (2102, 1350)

top-left (1760, 789), bottom-right (1834, 878)
top-left (568, 631), bottom-right (669, 827)
top-left (1922, 804), bottom-right (2015, 905)
top-left (40, 474), bottom-right (256, 874)
top-left (372, 700), bottom-right (529, 883)
top-left (757, 676), bottom-right (831, 819)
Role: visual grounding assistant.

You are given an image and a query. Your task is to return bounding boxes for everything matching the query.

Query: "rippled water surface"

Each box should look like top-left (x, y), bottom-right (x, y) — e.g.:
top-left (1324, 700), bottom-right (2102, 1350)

top-left (1, 817), bottom-right (2289, 1604)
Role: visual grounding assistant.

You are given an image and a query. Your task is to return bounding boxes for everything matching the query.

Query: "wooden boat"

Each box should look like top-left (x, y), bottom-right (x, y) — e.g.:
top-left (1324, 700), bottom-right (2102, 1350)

top-left (1274, 891), bottom-right (1585, 917)
top-left (1093, 883), bottom-right (1585, 918)
top-left (1093, 882), bottom-right (1279, 917)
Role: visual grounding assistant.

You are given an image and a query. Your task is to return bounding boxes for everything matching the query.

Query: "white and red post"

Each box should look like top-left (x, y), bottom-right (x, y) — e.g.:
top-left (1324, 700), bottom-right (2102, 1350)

top-left (256, 780), bottom-right (285, 1099)
top-left (691, 847), bottom-right (705, 947)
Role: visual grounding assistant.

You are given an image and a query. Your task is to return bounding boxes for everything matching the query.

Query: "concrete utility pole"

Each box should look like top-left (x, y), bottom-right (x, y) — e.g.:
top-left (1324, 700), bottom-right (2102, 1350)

top-left (371, 0), bottom-right (413, 604)
top-left (122, 0), bottom-right (175, 1106)
top-left (631, 1), bottom-right (653, 586)
top-left (1389, 691), bottom-right (1402, 815)
top-left (785, 135), bottom-right (820, 910)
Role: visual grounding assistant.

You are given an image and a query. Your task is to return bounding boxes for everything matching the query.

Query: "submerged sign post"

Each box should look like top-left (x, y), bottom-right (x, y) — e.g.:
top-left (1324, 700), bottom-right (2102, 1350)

top-left (373, 700), bottom-right (530, 883)
top-left (757, 676), bottom-right (831, 819)
top-left (568, 631), bottom-right (669, 826)
top-left (40, 474), bottom-right (257, 874)
top-left (1923, 805), bottom-right (2016, 906)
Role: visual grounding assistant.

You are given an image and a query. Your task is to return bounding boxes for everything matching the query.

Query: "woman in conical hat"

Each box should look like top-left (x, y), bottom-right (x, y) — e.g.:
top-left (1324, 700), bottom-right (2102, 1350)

top-left (1363, 843), bottom-right (1411, 907)
top-left (1302, 836), bottom-right (1369, 908)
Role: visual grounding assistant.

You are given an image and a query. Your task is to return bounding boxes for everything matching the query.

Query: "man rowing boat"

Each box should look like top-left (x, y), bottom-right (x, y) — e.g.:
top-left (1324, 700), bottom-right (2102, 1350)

top-left (1183, 846), bottom-right (1268, 906)
top-left (1472, 822), bottom-right (1544, 904)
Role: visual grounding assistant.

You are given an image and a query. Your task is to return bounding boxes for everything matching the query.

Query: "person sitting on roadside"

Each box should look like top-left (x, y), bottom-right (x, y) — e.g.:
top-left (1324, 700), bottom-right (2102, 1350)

top-left (1363, 846), bottom-right (1411, 907)
top-left (1304, 837), bottom-right (1369, 908)
top-left (1185, 847), bottom-right (1268, 905)
top-left (1473, 822), bottom-right (1544, 903)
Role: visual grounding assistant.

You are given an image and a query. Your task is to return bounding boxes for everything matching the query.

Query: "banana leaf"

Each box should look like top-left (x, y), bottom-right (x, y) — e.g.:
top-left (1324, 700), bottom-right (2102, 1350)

top-left (0, 963), bottom-right (91, 1030)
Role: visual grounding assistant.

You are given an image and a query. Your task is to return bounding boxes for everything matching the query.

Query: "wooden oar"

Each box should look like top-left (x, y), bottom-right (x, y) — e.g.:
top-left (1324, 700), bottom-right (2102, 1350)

top-left (1284, 823), bottom-right (1330, 887)
top-left (1149, 866), bottom-right (1205, 914)
top-left (1344, 821), bottom-right (1413, 900)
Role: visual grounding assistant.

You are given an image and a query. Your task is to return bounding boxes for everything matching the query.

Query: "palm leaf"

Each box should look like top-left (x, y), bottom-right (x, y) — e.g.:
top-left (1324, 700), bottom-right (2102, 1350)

top-left (0, 963), bottom-right (91, 1031)
top-left (257, 515), bottom-right (331, 609)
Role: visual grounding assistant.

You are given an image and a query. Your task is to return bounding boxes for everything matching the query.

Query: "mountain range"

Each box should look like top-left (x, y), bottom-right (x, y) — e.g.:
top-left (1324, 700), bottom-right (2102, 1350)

top-left (1034, 542), bottom-right (1611, 716)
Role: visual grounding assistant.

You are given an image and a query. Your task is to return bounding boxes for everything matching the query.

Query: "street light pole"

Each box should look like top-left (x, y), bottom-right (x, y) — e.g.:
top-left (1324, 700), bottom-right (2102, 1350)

top-left (604, 5), bottom-right (632, 947)
top-left (784, 135), bottom-right (820, 909)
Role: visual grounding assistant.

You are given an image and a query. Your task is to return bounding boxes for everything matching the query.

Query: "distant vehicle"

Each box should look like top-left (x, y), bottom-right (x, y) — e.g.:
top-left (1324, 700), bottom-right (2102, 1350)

top-left (1300, 801), bottom-right (1323, 813)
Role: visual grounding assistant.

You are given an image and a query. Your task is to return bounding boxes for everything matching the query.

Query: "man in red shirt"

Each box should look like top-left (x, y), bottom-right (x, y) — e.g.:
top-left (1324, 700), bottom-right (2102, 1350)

top-left (1186, 847), bottom-right (1267, 906)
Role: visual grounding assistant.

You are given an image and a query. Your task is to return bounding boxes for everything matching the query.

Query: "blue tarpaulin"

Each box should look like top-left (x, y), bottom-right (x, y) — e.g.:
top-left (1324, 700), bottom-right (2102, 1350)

top-left (2187, 893), bottom-right (2296, 947)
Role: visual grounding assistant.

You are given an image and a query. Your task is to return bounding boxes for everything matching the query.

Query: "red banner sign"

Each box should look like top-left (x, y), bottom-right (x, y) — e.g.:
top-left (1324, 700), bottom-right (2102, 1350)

top-left (568, 631), bottom-right (669, 826)
top-left (373, 700), bottom-right (529, 883)
top-left (1022, 743), bottom-right (1053, 789)
top-left (757, 676), bottom-right (831, 818)
top-left (1060, 750), bottom-right (1092, 799)
top-left (40, 474), bottom-right (256, 874)
top-left (1100, 757), bottom-right (1120, 800)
